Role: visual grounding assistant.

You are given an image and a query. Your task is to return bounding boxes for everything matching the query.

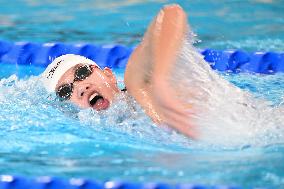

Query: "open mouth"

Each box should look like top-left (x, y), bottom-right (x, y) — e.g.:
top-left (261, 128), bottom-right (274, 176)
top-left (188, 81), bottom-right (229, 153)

top-left (89, 92), bottom-right (110, 111)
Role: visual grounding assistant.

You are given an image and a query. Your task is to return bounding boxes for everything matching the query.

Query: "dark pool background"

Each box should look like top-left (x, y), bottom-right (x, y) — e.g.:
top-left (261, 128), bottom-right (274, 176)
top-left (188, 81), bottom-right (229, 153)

top-left (0, 0), bottom-right (284, 51)
top-left (0, 0), bottom-right (284, 188)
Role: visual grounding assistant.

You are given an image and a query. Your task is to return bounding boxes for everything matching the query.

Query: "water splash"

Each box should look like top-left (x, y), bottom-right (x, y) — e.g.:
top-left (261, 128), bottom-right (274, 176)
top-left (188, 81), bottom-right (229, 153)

top-left (0, 51), bottom-right (284, 187)
top-left (77, 92), bottom-right (193, 151)
top-left (0, 74), bottom-right (192, 153)
top-left (172, 34), bottom-right (284, 149)
top-left (0, 39), bottom-right (284, 151)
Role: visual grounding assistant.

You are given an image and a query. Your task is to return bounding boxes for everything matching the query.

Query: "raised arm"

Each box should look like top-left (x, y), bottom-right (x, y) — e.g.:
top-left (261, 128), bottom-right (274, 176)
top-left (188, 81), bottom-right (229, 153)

top-left (124, 5), bottom-right (196, 138)
top-left (125, 5), bottom-right (187, 87)
top-left (151, 5), bottom-right (187, 80)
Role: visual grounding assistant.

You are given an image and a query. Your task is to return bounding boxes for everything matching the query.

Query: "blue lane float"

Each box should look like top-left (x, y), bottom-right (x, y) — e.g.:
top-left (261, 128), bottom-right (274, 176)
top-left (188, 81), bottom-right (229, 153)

top-left (0, 41), bottom-right (133, 69)
top-left (201, 49), bottom-right (284, 74)
top-left (0, 40), bottom-right (283, 74)
top-left (0, 175), bottom-right (245, 189)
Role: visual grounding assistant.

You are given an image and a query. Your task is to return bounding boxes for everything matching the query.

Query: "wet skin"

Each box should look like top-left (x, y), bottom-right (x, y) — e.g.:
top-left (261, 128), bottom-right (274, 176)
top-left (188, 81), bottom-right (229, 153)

top-left (124, 5), bottom-right (196, 138)
top-left (55, 64), bottom-right (120, 111)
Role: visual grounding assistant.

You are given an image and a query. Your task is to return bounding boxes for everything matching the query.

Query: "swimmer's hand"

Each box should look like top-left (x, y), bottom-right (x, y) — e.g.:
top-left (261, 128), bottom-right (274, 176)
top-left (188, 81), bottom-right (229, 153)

top-left (152, 77), bottom-right (197, 139)
top-left (125, 4), bottom-right (197, 139)
top-left (150, 5), bottom-right (197, 138)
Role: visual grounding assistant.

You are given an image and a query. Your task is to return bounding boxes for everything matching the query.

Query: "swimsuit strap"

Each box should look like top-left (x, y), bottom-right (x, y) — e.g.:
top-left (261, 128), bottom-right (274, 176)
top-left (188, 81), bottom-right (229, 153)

top-left (121, 87), bottom-right (127, 92)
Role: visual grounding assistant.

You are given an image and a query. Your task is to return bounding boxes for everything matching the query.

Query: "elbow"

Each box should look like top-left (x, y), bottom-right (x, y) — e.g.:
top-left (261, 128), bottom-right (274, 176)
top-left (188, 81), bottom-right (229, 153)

top-left (162, 4), bottom-right (187, 20)
top-left (156, 4), bottom-right (187, 31)
top-left (163, 4), bottom-right (184, 12)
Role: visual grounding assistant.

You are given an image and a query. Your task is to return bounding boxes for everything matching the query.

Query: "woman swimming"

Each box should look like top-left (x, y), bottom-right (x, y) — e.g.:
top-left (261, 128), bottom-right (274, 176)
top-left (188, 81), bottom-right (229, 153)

top-left (41, 4), bottom-right (196, 138)
top-left (42, 4), bottom-right (269, 141)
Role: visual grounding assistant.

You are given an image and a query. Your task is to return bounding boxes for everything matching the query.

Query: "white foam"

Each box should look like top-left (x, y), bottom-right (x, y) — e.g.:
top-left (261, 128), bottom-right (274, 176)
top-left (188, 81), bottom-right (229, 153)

top-left (171, 33), bottom-right (284, 148)
top-left (0, 40), bottom-right (283, 150)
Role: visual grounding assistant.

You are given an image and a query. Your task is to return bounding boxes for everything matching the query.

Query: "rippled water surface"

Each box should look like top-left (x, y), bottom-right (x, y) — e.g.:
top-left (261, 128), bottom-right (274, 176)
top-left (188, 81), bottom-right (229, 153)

top-left (0, 61), bottom-right (284, 188)
top-left (0, 0), bottom-right (283, 51)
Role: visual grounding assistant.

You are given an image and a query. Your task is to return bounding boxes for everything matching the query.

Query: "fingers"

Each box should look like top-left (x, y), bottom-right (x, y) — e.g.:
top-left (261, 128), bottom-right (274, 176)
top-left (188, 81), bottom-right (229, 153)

top-left (153, 93), bottom-right (197, 139)
top-left (151, 76), bottom-right (197, 139)
top-left (160, 104), bottom-right (197, 139)
top-left (160, 99), bottom-right (190, 118)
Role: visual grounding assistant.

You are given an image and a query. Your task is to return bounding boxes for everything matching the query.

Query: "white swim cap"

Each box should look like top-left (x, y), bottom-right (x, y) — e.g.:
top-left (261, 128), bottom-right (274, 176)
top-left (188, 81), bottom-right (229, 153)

top-left (41, 54), bottom-right (98, 93)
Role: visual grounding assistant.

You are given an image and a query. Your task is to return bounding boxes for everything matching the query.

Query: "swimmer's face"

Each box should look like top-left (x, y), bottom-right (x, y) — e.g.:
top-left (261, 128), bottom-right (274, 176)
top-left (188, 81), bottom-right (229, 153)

top-left (56, 64), bottom-right (120, 111)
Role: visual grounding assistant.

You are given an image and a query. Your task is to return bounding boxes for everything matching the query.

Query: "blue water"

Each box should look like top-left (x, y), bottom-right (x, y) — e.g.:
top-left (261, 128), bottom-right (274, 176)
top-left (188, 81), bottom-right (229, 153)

top-left (0, 0), bottom-right (284, 188)
top-left (0, 62), bottom-right (284, 188)
top-left (0, 0), bottom-right (284, 51)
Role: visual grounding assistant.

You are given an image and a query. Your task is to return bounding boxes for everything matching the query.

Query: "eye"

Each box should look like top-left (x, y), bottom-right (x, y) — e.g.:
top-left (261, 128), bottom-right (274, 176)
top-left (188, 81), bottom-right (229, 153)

top-left (80, 92), bottom-right (84, 96)
top-left (86, 87), bottom-right (89, 89)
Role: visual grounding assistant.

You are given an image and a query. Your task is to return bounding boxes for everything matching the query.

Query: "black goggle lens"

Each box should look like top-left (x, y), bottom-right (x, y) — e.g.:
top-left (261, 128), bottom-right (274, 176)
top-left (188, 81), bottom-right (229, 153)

top-left (56, 65), bottom-right (93, 101)
top-left (75, 65), bottom-right (92, 81)
top-left (57, 83), bottom-right (73, 101)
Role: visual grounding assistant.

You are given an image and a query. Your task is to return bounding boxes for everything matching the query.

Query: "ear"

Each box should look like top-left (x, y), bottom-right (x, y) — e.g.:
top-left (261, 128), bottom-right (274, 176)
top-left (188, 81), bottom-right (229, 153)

top-left (103, 67), bottom-right (117, 84)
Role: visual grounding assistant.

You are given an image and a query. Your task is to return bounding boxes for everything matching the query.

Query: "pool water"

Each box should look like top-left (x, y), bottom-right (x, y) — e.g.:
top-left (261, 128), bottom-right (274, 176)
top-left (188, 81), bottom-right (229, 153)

top-left (0, 61), bottom-right (284, 188)
top-left (0, 0), bottom-right (284, 188)
top-left (0, 0), bottom-right (284, 51)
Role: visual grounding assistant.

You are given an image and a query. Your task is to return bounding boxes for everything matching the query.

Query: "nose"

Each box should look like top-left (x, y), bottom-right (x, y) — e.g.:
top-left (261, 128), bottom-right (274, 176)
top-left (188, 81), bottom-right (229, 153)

top-left (75, 83), bottom-right (91, 98)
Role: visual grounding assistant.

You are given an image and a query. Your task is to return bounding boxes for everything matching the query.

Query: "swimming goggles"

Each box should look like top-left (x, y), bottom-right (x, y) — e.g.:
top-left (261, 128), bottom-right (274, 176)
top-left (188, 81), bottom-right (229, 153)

top-left (56, 64), bottom-right (93, 101)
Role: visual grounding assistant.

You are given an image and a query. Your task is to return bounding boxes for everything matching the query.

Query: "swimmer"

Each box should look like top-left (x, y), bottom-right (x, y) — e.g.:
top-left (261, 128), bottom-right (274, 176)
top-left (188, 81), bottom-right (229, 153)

top-left (41, 4), bottom-right (195, 138)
